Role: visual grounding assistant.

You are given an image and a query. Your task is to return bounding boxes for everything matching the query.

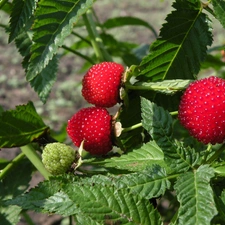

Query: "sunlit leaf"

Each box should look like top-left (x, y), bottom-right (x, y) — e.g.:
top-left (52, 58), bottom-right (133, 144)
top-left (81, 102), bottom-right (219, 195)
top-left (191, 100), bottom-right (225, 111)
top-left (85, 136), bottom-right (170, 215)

top-left (138, 0), bottom-right (212, 81)
top-left (0, 102), bottom-right (49, 147)
top-left (174, 165), bottom-right (217, 225)
top-left (26, 0), bottom-right (94, 82)
top-left (104, 141), bottom-right (164, 172)
top-left (141, 97), bottom-right (199, 172)
top-left (8, 0), bottom-right (37, 42)
top-left (7, 175), bottom-right (162, 224)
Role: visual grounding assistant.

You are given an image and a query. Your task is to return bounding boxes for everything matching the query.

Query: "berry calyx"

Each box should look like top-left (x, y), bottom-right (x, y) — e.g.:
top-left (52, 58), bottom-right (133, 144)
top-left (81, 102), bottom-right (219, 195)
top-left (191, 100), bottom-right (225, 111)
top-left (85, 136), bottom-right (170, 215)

top-left (67, 107), bottom-right (112, 155)
top-left (178, 76), bottom-right (225, 144)
top-left (42, 143), bottom-right (76, 175)
top-left (82, 62), bottom-right (124, 108)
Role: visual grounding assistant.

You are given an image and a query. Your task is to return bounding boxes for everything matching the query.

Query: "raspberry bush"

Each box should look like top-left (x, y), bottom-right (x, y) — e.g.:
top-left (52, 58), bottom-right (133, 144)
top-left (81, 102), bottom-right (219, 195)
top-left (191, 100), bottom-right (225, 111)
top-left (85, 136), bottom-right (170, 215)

top-left (1, 0), bottom-right (225, 224)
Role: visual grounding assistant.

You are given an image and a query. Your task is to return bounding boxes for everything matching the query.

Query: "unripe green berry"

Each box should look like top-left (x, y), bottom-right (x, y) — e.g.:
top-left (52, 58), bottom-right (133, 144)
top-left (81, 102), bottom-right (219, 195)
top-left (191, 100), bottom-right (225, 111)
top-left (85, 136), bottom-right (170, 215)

top-left (42, 143), bottom-right (76, 175)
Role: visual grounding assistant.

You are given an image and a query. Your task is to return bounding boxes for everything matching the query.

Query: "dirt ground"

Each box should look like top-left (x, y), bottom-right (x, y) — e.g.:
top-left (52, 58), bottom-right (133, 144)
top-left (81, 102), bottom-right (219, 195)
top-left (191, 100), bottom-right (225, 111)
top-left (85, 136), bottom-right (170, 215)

top-left (1, 0), bottom-right (223, 224)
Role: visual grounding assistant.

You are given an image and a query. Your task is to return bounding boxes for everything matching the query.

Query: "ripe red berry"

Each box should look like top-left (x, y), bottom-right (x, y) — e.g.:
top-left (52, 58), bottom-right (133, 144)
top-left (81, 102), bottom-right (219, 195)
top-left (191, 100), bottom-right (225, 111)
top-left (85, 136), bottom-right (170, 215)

top-left (67, 107), bottom-right (112, 155)
top-left (178, 76), bottom-right (225, 144)
top-left (82, 62), bottom-right (124, 108)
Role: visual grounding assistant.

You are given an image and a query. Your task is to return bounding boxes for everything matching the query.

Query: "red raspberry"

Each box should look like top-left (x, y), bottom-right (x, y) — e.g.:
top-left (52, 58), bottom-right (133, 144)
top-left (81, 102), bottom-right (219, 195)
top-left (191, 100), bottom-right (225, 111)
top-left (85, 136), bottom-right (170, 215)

top-left (67, 107), bottom-right (112, 155)
top-left (82, 62), bottom-right (124, 108)
top-left (178, 76), bottom-right (225, 144)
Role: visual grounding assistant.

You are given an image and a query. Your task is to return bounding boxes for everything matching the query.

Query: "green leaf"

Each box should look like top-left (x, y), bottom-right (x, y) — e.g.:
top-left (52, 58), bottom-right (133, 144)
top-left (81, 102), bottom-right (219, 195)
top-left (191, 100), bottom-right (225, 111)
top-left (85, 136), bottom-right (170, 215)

top-left (8, 0), bottom-right (37, 42)
top-left (0, 158), bottom-right (33, 225)
top-left (141, 97), bottom-right (173, 145)
top-left (26, 0), bottom-right (94, 82)
top-left (6, 176), bottom-right (63, 213)
top-left (14, 30), bottom-right (58, 103)
top-left (0, 102), bottom-right (49, 147)
top-left (30, 55), bottom-right (58, 103)
top-left (138, 0), bottom-right (212, 81)
top-left (1, 2), bottom-right (12, 14)
top-left (0, 105), bottom-right (4, 115)
top-left (102, 16), bottom-right (157, 38)
top-left (214, 164), bottom-right (225, 176)
top-left (117, 94), bottom-right (145, 150)
top-left (41, 191), bottom-right (78, 216)
top-left (104, 141), bottom-right (164, 172)
top-left (114, 165), bottom-right (171, 199)
top-left (221, 190), bottom-right (225, 204)
top-left (68, 187), bottom-right (161, 225)
top-left (8, 175), bottom-right (162, 224)
top-left (212, 0), bottom-right (225, 28)
top-left (132, 79), bottom-right (193, 95)
top-left (212, 188), bottom-right (225, 224)
top-left (141, 97), bottom-right (199, 172)
top-left (174, 165), bottom-right (217, 225)
top-left (14, 29), bottom-right (32, 60)
top-left (0, 205), bottom-right (21, 225)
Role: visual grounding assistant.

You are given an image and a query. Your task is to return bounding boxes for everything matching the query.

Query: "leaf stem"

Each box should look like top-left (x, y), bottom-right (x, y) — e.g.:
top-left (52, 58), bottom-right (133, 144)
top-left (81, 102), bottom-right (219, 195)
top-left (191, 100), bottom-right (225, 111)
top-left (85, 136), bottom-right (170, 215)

top-left (205, 144), bottom-right (225, 164)
top-left (0, 23), bottom-right (7, 29)
top-left (21, 211), bottom-right (36, 225)
top-left (20, 144), bottom-right (51, 180)
top-left (71, 31), bottom-right (92, 45)
top-left (82, 10), bottom-right (112, 62)
top-left (122, 123), bottom-right (143, 133)
top-left (61, 45), bottom-right (95, 64)
top-left (0, 152), bottom-right (25, 180)
top-left (170, 111), bottom-right (178, 116)
top-left (120, 110), bottom-right (177, 134)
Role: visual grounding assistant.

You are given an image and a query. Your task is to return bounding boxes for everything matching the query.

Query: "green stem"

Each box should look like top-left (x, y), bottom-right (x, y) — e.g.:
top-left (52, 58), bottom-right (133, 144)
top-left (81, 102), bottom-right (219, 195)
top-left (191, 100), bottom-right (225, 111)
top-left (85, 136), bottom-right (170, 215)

top-left (83, 10), bottom-right (112, 62)
top-left (121, 110), bottom-right (177, 134)
top-left (20, 144), bottom-right (51, 180)
top-left (69, 215), bottom-right (74, 225)
top-left (122, 122), bottom-right (142, 133)
top-left (21, 211), bottom-right (36, 225)
top-left (170, 111), bottom-right (178, 116)
top-left (71, 31), bottom-right (92, 45)
top-left (205, 144), bottom-right (225, 164)
top-left (0, 23), bottom-right (7, 29)
top-left (62, 45), bottom-right (95, 64)
top-left (0, 152), bottom-right (25, 180)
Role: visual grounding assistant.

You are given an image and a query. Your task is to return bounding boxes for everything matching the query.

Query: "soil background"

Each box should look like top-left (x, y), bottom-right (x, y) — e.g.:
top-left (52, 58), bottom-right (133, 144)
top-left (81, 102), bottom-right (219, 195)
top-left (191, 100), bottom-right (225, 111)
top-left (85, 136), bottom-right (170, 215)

top-left (0, 1), bottom-right (224, 224)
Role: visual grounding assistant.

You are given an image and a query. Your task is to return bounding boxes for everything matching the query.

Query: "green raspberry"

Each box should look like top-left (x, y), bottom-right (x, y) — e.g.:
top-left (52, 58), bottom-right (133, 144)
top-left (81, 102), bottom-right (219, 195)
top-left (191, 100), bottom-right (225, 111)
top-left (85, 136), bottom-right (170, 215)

top-left (42, 143), bottom-right (76, 175)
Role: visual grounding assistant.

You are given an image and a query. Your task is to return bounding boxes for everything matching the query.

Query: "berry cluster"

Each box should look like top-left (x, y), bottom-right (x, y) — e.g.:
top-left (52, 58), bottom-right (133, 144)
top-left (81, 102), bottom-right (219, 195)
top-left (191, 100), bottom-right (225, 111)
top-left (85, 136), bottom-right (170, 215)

top-left (67, 62), bottom-right (124, 155)
top-left (178, 76), bottom-right (225, 144)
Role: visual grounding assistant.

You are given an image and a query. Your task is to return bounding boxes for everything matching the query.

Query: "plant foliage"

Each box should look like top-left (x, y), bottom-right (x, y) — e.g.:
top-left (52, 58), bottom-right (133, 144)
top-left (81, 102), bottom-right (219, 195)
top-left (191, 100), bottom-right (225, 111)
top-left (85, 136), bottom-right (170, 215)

top-left (1, 0), bottom-right (225, 224)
